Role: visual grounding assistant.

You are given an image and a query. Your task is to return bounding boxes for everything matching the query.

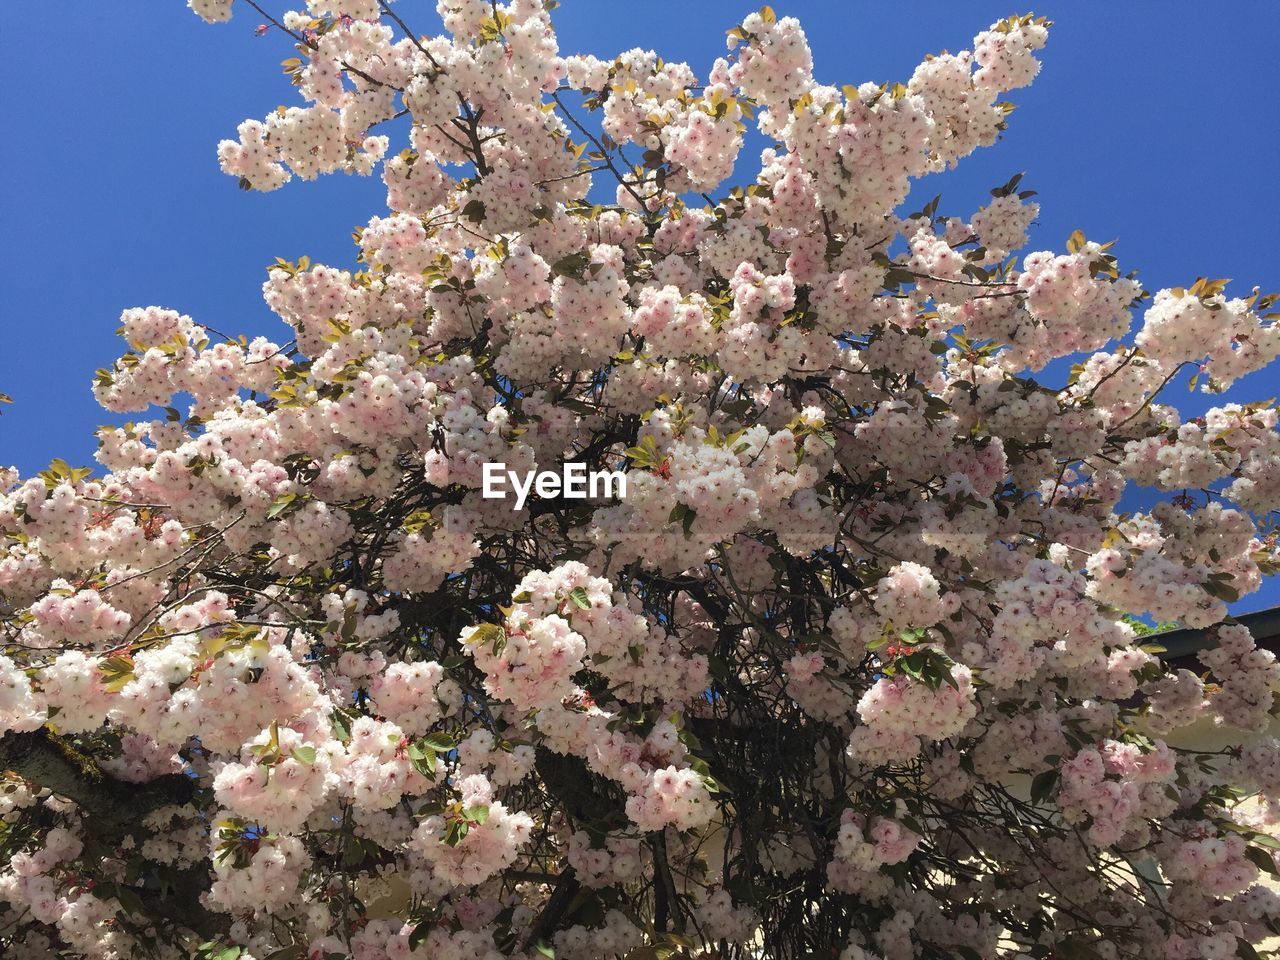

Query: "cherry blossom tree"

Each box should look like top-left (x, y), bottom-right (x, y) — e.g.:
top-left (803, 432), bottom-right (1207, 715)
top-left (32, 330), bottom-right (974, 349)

top-left (2, 2), bottom-right (1280, 958)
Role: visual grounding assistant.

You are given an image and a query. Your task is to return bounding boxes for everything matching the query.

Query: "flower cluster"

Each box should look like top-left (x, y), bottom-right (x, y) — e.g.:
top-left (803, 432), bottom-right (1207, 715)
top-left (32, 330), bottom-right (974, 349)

top-left (2, 3), bottom-right (1279, 959)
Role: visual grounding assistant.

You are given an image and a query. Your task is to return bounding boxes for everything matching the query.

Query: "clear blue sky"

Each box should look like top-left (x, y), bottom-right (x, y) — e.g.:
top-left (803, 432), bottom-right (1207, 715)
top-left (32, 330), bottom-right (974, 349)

top-left (2, 2), bottom-right (1277, 609)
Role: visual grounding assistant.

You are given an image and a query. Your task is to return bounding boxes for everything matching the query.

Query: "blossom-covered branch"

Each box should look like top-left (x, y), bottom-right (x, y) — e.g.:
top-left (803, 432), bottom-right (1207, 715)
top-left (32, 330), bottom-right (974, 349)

top-left (2, 2), bottom-right (1279, 959)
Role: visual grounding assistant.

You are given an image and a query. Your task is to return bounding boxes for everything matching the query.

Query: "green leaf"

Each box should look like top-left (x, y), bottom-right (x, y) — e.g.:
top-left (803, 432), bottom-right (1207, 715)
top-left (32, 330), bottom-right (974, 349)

top-left (423, 732), bottom-right (456, 752)
top-left (408, 920), bottom-right (434, 951)
top-left (267, 492), bottom-right (298, 519)
top-left (1248, 829), bottom-right (1280, 850)
top-left (1030, 769), bottom-right (1059, 805)
top-left (464, 804), bottom-right (490, 825)
top-left (1203, 574), bottom-right (1241, 602)
top-left (444, 819), bottom-right (470, 846)
top-left (330, 709), bottom-right (353, 743)
top-left (668, 501), bottom-right (698, 537)
top-left (534, 942), bottom-right (555, 959)
top-left (466, 623), bottom-right (505, 649)
top-left (1246, 845), bottom-right (1277, 876)
top-left (98, 655), bottom-right (136, 693)
top-left (342, 833), bottom-right (378, 867)
top-left (115, 885), bottom-right (146, 917)
top-left (292, 746), bottom-right (316, 765)
top-left (408, 740), bottom-right (439, 779)
top-left (568, 586), bottom-right (592, 610)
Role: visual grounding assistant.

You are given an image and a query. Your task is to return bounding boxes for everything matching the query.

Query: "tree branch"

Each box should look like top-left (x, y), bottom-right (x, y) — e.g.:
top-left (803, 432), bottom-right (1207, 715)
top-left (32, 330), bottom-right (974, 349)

top-left (0, 729), bottom-right (227, 939)
top-left (0, 729), bottom-right (195, 838)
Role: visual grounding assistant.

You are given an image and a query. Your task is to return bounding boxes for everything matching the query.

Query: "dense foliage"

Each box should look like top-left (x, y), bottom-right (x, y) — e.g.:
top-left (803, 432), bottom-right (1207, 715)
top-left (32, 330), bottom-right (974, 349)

top-left (2, 2), bottom-right (1280, 958)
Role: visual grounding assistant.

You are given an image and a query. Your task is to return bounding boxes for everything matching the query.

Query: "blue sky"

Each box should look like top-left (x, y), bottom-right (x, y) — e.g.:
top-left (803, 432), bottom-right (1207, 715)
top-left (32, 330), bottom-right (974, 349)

top-left (2, 1), bottom-right (1278, 609)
